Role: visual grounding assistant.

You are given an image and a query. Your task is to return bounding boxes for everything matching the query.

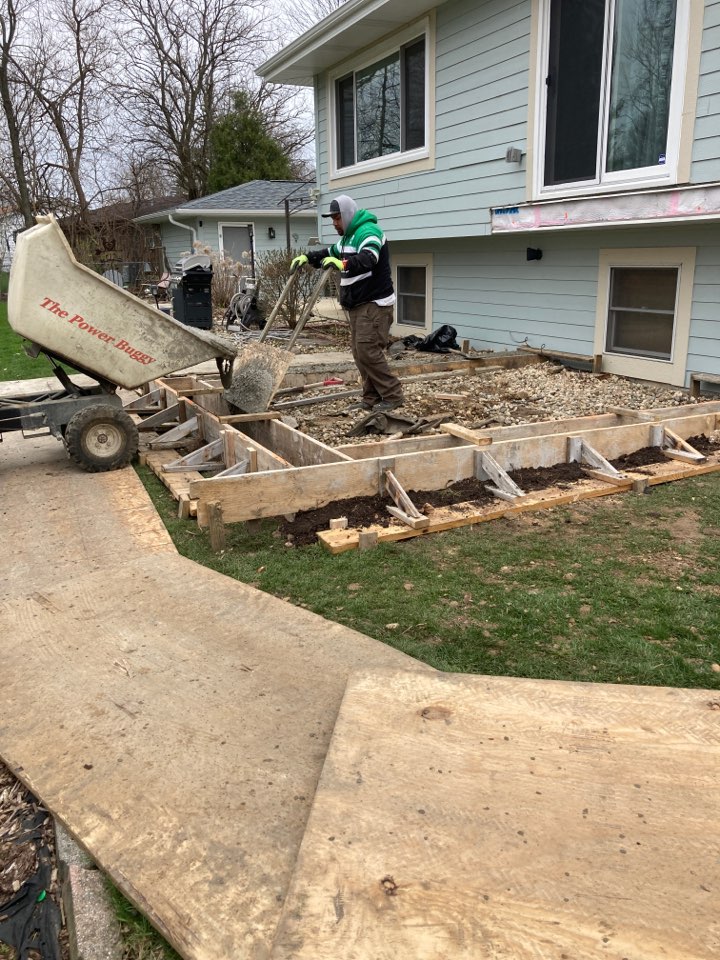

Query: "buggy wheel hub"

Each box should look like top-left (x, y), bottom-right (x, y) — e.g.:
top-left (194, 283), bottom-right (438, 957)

top-left (85, 423), bottom-right (123, 457)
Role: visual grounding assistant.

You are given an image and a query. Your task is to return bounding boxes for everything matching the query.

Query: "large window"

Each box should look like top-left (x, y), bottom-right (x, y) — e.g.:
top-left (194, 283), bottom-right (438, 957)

top-left (541, 0), bottom-right (686, 192)
top-left (335, 36), bottom-right (426, 170)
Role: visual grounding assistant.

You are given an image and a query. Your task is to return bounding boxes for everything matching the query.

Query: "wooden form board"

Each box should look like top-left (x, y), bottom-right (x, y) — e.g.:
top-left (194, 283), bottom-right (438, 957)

top-left (272, 670), bottom-right (720, 960)
top-left (141, 449), bottom-right (205, 503)
top-left (0, 554), bottom-right (427, 960)
top-left (190, 410), bottom-right (719, 526)
top-left (318, 455), bottom-right (720, 553)
top-left (156, 378), bottom-right (348, 468)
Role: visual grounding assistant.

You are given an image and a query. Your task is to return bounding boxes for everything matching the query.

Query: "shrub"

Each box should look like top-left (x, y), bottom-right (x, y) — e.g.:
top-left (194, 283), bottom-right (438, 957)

top-left (254, 249), bottom-right (330, 329)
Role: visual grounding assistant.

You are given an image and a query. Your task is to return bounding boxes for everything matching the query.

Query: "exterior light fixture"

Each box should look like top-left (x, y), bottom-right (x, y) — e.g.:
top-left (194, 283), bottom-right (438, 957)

top-left (268, 227), bottom-right (276, 239)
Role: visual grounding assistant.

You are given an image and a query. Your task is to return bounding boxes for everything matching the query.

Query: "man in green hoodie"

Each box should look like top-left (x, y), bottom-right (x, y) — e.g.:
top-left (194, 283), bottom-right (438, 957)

top-left (291, 195), bottom-right (403, 412)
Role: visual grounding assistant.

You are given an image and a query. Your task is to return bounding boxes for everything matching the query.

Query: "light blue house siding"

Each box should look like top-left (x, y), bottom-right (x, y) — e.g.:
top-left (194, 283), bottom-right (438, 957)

top-left (303, 0), bottom-right (720, 385)
top-left (692, 0), bottom-right (720, 183)
top-left (314, 0), bottom-right (531, 241)
top-left (392, 221), bottom-right (720, 377)
top-left (158, 216), bottom-right (317, 269)
top-left (314, 0), bottom-right (720, 239)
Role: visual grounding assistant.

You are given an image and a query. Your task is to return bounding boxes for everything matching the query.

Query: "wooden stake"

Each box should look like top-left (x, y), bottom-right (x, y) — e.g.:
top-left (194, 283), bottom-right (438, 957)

top-left (207, 502), bottom-right (226, 552)
top-left (358, 531), bottom-right (378, 551)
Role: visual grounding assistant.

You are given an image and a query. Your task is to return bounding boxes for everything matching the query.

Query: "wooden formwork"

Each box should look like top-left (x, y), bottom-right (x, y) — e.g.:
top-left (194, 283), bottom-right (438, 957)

top-left (128, 375), bottom-right (720, 547)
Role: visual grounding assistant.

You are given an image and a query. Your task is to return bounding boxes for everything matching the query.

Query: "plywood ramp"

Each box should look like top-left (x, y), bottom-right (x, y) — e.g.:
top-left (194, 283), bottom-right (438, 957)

top-left (272, 671), bottom-right (720, 960)
top-left (0, 431), bottom-right (175, 601)
top-left (0, 428), bottom-right (428, 960)
top-left (0, 556), bottom-right (426, 960)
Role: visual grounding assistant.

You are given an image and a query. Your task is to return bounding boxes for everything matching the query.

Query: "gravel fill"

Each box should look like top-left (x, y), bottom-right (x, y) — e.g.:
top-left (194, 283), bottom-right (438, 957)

top-left (284, 361), bottom-right (694, 447)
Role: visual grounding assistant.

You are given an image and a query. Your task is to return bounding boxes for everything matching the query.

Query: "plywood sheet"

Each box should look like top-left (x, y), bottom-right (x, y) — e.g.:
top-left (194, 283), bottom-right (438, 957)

top-left (272, 671), bottom-right (720, 960)
top-left (0, 555), bottom-right (427, 960)
top-left (1, 431), bottom-right (175, 600)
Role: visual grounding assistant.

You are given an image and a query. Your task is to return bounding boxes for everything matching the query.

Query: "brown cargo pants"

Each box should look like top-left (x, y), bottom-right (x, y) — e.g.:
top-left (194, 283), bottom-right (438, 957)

top-left (348, 302), bottom-right (403, 407)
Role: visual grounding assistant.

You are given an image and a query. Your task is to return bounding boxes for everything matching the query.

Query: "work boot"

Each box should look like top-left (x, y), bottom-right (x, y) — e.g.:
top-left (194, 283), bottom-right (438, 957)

top-left (347, 400), bottom-right (374, 411)
top-left (374, 399), bottom-right (403, 412)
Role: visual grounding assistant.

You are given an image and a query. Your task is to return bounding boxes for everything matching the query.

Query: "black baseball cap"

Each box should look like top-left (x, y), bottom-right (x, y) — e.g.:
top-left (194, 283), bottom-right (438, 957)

top-left (321, 200), bottom-right (341, 218)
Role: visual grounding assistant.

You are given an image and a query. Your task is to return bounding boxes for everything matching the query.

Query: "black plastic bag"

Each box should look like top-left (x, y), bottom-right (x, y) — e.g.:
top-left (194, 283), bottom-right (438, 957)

top-left (403, 325), bottom-right (460, 354)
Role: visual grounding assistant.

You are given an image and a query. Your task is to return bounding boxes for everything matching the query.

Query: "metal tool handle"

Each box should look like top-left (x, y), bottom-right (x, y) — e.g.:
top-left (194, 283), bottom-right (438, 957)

top-left (257, 270), bottom-right (299, 343)
top-left (285, 268), bottom-right (336, 351)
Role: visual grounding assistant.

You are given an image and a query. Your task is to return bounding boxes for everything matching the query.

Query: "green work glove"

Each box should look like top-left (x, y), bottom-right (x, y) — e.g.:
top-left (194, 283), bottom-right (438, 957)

top-left (321, 256), bottom-right (345, 271)
top-left (290, 254), bottom-right (308, 273)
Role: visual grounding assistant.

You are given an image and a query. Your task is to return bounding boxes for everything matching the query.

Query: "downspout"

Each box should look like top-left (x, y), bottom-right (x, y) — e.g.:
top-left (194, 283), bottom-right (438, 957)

top-left (168, 215), bottom-right (197, 248)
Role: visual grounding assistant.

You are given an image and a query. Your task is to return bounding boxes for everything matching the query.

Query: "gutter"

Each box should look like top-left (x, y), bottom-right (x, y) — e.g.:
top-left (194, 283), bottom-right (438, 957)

top-left (168, 214), bottom-right (197, 246)
top-left (172, 207), bottom-right (316, 218)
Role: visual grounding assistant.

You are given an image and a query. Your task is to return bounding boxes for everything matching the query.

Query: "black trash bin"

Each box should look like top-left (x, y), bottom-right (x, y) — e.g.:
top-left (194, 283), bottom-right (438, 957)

top-left (173, 262), bottom-right (213, 330)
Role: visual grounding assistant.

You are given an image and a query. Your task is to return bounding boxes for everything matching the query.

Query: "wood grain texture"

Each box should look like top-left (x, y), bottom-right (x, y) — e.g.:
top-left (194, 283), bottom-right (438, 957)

top-left (1, 432), bottom-right (175, 601)
top-left (191, 411), bottom-right (719, 525)
top-left (0, 425), bottom-right (429, 960)
top-left (272, 671), bottom-right (720, 960)
top-left (0, 556), bottom-right (427, 960)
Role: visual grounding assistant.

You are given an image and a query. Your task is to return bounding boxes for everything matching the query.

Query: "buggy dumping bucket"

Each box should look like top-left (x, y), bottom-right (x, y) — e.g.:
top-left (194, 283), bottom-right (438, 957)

top-left (8, 216), bottom-right (236, 389)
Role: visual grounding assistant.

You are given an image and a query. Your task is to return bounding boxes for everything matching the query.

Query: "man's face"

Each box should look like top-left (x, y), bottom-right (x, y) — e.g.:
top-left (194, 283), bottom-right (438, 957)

top-left (331, 212), bottom-right (343, 235)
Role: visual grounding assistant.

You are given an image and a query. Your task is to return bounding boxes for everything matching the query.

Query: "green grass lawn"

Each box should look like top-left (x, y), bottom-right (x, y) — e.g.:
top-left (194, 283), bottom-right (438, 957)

top-left (0, 300), bottom-right (75, 381)
top-left (0, 301), bottom-right (57, 380)
top-left (137, 463), bottom-right (720, 690)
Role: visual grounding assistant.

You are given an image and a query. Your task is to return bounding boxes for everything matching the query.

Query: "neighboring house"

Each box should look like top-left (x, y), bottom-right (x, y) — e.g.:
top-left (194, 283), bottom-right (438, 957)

top-left (134, 180), bottom-right (318, 275)
top-left (259, 0), bottom-right (720, 388)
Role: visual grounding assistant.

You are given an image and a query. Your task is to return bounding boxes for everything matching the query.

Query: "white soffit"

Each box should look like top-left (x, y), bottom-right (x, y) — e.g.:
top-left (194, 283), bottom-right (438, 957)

top-left (258, 0), bottom-right (448, 86)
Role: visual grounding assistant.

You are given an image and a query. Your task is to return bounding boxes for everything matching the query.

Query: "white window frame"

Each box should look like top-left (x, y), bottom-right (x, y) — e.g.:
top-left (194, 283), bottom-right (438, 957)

top-left (391, 253), bottom-right (432, 336)
top-left (594, 247), bottom-right (696, 386)
top-left (533, 0), bottom-right (691, 200)
top-left (328, 19), bottom-right (432, 181)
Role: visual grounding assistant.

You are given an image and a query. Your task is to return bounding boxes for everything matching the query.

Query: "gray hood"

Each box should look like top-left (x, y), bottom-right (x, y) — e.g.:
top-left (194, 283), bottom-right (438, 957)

top-left (335, 194), bottom-right (358, 231)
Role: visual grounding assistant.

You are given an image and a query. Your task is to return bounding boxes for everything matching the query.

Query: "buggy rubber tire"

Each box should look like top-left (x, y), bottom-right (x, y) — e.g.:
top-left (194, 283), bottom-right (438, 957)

top-left (64, 404), bottom-right (139, 472)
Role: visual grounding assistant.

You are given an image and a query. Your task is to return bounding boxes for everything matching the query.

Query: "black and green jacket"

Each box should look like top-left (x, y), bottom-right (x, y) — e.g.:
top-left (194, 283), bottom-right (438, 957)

top-left (308, 209), bottom-right (394, 309)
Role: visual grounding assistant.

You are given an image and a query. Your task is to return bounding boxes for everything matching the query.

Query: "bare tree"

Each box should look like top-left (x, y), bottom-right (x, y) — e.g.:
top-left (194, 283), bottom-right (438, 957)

top-left (279, 0), bottom-right (347, 38)
top-left (116, 0), bottom-right (267, 200)
top-left (0, 0), bottom-right (118, 240)
top-left (0, 0), bottom-right (34, 225)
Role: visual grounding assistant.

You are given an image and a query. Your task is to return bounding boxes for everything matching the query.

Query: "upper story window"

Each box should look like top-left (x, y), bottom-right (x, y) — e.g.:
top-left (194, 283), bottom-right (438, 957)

top-left (332, 25), bottom-right (428, 175)
top-left (539, 0), bottom-right (689, 195)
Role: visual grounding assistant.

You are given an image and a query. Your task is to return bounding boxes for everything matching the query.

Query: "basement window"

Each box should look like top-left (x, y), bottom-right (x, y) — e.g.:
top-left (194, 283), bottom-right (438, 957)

top-left (397, 266), bottom-right (427, 328)
top-left (605, 266), bottom-right (678, 360)
top-left (392, 254), bottom-right (432, 335)
top-left (594, 247), bottom-right (695, 386)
